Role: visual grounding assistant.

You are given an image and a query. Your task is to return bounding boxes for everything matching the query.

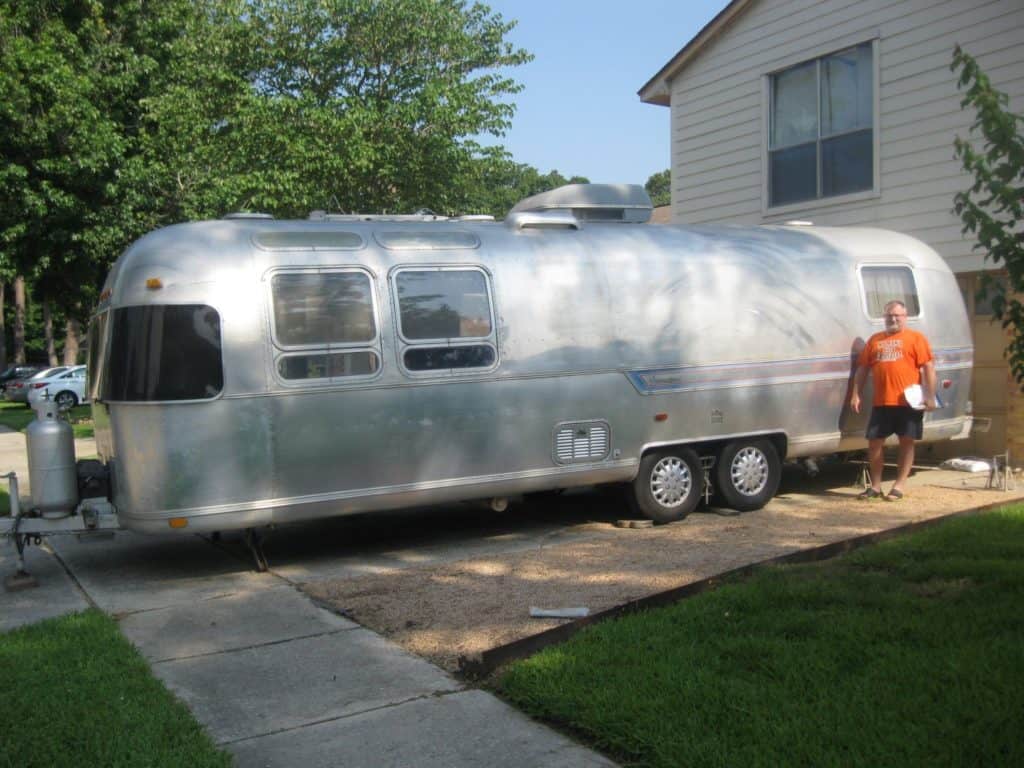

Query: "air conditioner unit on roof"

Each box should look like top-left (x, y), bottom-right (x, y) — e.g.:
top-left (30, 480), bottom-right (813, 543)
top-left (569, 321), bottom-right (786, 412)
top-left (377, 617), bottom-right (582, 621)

top-left (509, 183), bottom-right (653, 223)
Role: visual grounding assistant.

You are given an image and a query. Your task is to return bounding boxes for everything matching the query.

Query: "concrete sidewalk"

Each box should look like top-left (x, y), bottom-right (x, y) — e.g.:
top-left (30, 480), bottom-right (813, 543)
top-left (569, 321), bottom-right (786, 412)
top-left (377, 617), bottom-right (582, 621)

top-left (1, 423), bottom-right (614, 767)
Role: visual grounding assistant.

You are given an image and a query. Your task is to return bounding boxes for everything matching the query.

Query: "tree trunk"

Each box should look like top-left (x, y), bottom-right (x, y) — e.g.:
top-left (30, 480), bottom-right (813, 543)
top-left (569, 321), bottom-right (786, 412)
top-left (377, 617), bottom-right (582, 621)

top-left (0, 282), bottom-right (7, 371)
top-left (43, 299), bottom-right (57, 366)
top-left (13, 276), bottom-right (26, 364)
top-left (63, 318), bottom-right (81, 365)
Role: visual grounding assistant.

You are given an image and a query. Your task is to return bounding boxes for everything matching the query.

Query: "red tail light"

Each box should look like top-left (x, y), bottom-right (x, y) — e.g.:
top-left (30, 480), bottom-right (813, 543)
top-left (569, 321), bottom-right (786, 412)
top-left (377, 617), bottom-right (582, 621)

top-left (31, 382), bottom-right (47, 389)
top-left (11, 382), bottom-right (23, 389)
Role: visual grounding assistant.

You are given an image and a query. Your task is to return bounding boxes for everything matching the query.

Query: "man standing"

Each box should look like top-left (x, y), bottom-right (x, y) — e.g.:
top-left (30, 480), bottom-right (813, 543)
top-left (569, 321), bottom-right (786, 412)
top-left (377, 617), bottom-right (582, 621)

top-left (850, 300), bottom-right (938, 500)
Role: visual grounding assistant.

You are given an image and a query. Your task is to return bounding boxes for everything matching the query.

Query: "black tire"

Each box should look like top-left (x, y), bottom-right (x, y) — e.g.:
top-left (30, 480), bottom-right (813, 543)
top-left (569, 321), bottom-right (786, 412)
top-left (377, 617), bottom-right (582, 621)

top-left (630, 447), bottom-right (703, 523)
top-left (54, 390), bottom-right (78, 409)
top-left (714, 438), bottom-right (781, 512)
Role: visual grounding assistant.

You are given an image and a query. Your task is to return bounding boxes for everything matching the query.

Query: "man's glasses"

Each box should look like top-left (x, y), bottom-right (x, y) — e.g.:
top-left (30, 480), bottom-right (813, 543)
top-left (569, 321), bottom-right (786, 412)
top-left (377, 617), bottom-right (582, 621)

top-left (884, 313), bottom-right (907, 318)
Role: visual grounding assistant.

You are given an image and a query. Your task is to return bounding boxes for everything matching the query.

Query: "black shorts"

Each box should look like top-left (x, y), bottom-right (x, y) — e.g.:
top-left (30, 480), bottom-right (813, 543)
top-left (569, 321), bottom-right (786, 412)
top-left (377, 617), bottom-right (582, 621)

top-left (866, 405), bottom-right (924, 440)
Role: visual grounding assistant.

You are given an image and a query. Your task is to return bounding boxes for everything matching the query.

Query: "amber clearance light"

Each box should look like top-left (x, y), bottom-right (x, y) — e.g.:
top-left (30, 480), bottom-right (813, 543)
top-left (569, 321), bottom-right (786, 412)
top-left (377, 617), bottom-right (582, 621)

top-left (168, 518), bottom-right (188, 529)
top-left (145, 278), bottom-right (163, 290)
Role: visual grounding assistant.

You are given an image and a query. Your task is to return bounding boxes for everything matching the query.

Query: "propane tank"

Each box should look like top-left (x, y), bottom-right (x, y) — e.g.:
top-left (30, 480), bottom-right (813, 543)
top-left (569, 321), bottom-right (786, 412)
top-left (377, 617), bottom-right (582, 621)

top-left (26, 394), bottom-right (78, 518)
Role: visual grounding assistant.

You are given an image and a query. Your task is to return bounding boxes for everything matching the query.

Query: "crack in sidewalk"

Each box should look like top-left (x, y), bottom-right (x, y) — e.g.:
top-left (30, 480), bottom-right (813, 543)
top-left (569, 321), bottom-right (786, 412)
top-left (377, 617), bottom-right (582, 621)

top-left (218, 688), bottom-right (466, 747)
top-left (148, 624), bottom-right (362, 665)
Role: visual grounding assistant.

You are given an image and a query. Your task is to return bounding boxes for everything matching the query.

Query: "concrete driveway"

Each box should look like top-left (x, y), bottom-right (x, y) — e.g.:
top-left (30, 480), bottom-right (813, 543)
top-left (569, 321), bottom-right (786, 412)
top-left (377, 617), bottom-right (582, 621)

top-left (0, 428), bottom-right (614, 768)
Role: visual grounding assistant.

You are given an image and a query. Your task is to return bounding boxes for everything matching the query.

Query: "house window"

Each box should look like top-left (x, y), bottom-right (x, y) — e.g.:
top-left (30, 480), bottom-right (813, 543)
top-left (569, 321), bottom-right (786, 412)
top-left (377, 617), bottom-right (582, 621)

top-left (769, 43), bottom-right (874, 207)
top-left (861, 266), bottom-right (920, 318)
top-left (974, 274), bottom-right (1009, 316)
top-left (393, 267), bottom-right (497, 373)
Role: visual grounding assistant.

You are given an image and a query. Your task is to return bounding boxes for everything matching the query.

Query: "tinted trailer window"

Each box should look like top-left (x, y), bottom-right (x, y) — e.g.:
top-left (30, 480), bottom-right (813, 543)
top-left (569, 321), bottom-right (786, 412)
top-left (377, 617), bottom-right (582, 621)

top-left (104, 305), bottom-right (223, 401)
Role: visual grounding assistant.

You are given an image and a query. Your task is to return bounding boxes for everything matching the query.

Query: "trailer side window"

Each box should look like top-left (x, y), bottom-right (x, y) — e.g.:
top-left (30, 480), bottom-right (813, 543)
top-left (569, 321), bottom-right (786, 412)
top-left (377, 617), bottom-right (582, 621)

top-left (277, 351), bottom-right (379, 379)
top-left (861, 266), bottom-right (920, 318)
top-left (104, 305), bottom-right (223, 401)
top-left (269, 269), bottom-right (382, 383)
top-left (394, 268), bottom-right (497, 373)
top-left (272, 272), bottom-right (375, 345)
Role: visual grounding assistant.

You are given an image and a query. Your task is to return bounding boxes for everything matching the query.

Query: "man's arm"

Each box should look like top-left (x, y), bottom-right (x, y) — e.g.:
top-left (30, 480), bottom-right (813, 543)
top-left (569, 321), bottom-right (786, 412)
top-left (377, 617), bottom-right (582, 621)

top-left (851, 365), bottom-right (869, 414)
top-left (922, 360), bottom-right (938, 410)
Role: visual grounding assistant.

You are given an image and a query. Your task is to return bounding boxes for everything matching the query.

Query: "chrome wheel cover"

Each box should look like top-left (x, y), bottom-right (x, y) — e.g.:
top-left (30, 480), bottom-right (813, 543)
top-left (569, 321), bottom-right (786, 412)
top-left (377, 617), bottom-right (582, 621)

top-left (650, 456), bottom-right (692, 508)
top-left (730, 446), bottom-right (769, 496)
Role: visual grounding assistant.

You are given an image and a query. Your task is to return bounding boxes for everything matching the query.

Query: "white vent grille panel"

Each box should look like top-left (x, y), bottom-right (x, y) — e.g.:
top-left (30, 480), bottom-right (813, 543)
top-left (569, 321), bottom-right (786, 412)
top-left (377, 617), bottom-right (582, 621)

top-left (554, 422), bottom-right (611, 464)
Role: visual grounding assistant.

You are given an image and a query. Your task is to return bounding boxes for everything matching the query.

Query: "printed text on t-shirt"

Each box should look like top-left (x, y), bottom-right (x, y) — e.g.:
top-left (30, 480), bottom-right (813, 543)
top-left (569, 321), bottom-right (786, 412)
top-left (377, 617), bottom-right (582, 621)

top-left (874, 338), bottom-right (903, 362)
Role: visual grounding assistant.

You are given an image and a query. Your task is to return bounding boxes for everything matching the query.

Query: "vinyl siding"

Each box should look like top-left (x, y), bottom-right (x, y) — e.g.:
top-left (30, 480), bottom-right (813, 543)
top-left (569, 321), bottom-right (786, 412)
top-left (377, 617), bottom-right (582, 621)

top-left (666, 0), bottom-right (1024, 274)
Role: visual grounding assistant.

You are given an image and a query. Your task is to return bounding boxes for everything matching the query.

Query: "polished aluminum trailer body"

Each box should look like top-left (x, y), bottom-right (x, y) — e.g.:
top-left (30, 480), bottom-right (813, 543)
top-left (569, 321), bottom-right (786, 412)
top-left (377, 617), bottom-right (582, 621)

top-left (87, 213), bottom-right (973, 533)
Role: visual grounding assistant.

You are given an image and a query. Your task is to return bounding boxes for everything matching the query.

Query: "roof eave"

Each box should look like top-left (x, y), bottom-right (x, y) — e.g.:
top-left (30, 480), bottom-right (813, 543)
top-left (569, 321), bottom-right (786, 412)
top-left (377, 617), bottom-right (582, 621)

top-left (638, 0), bottom-right (754, 106)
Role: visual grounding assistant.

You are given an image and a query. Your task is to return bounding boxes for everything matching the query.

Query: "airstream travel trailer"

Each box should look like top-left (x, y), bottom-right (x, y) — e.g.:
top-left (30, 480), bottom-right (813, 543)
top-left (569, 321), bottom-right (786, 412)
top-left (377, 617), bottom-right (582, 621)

top-left (2, 184), bottom-right (973, 571)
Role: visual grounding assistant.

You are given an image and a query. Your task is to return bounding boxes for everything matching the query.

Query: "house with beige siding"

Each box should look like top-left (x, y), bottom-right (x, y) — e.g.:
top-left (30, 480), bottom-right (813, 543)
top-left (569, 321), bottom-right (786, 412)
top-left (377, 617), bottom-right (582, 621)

top-left (640, 0), bottom-right (1024, 461)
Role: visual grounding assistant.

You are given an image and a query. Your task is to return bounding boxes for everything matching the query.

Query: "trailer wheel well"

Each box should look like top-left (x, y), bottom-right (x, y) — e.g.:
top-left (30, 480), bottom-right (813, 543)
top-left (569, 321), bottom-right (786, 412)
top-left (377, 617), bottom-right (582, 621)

top-left (641, 433), bottom-right (788, 464)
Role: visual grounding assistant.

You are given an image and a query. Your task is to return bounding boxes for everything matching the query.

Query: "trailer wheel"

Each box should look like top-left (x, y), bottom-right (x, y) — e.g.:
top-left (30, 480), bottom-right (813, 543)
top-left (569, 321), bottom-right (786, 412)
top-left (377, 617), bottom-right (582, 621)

top-left (631, 448), bottom-right (703, 523)
top-left (715, 439), bottom-right (780, 512)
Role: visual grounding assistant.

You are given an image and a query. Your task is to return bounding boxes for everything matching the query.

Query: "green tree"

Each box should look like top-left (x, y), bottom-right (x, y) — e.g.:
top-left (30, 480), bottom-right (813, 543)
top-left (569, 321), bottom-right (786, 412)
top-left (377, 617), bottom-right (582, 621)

top-left (951, 45), bottom-right (1024, 384)
top-left (645, 169), bottom-right (670, 207)
top-left (1, 2), bottom-right (111, 359)
top-left (0, 0), bottom-right (199, 360)
top-left (1, 0), bottom-right (533, 363)
top-left (459, 152), bottom-right (588, 218)
top-left (132, 0), bottom-right (531, 220)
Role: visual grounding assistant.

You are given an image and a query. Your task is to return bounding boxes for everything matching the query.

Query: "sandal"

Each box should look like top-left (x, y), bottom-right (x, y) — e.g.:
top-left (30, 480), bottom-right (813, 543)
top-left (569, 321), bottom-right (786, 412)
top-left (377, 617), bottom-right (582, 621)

top-left (885, 489), bottom-right (904, 501)
top-left (857, 488), bottom-right (884, 501)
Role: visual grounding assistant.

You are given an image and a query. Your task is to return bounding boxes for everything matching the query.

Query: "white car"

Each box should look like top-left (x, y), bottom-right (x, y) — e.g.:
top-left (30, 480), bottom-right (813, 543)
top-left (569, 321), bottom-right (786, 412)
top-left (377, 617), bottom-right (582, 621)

top-left (26, 365), bottom-right (89, 410)
top-left (4, 366), bottom-right (69, 404)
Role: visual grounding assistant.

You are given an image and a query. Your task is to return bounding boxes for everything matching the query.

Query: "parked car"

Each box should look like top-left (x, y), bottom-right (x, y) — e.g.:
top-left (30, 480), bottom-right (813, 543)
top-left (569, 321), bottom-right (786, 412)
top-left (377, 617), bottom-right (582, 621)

top-left (27, 365), bottom-right (88, 409)
top-left (5, 366), bottom-right (70, 404)
top-left (0, 365), bottom-right (42, 393)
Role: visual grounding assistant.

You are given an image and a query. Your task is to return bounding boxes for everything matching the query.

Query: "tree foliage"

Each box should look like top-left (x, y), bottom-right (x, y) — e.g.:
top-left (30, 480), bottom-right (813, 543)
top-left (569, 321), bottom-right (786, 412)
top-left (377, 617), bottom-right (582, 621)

top-left (951, 45), bottom-right (1024, 384)
top-left (0, 0), bottom-right (201, 331)
top-left (0, 2), bottom-right (119, 301)
top-left (0, 0), bottom-right (536, 361)
top-left (645, 169), bottom-right (670, 207)
top-left (459, 150), bottom-right (588, 218)
top-left (131, 0), bottom-right (532, 220)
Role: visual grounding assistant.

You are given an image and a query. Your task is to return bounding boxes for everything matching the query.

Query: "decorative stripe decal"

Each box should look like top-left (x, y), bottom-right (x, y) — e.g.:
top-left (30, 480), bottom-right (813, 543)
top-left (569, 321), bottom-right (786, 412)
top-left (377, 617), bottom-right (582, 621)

top-left (626, 347), bottom-right (973, 395)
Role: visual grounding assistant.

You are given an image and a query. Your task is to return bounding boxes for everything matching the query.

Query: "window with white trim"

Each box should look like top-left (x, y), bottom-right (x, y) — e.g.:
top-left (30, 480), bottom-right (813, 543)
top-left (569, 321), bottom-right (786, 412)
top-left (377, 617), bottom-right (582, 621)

top-left (769, 42), bottom-right (874, 207)
top-left (270, 270), bottom-right (381, 381)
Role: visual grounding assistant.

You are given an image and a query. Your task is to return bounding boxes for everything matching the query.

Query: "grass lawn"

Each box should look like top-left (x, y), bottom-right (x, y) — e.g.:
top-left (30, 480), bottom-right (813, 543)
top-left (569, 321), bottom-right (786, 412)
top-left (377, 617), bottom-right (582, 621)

top-left (495, 506), bottom-right (1024, 768)
top-left (0, 401), bottom-right (93, 438)
top-left (0, 610), bottom-right (231, 768)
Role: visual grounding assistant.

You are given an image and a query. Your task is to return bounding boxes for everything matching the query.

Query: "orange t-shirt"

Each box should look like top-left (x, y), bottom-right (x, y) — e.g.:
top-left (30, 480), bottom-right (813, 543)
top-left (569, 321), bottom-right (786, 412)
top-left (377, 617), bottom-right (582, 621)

top-left (857, 328), bottom-right (934, 406)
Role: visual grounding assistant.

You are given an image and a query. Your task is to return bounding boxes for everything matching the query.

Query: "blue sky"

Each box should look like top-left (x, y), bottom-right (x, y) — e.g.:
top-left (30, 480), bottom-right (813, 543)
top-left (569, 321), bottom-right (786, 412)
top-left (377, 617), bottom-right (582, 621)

top-left (481, 0), bottom-right (730, 185)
